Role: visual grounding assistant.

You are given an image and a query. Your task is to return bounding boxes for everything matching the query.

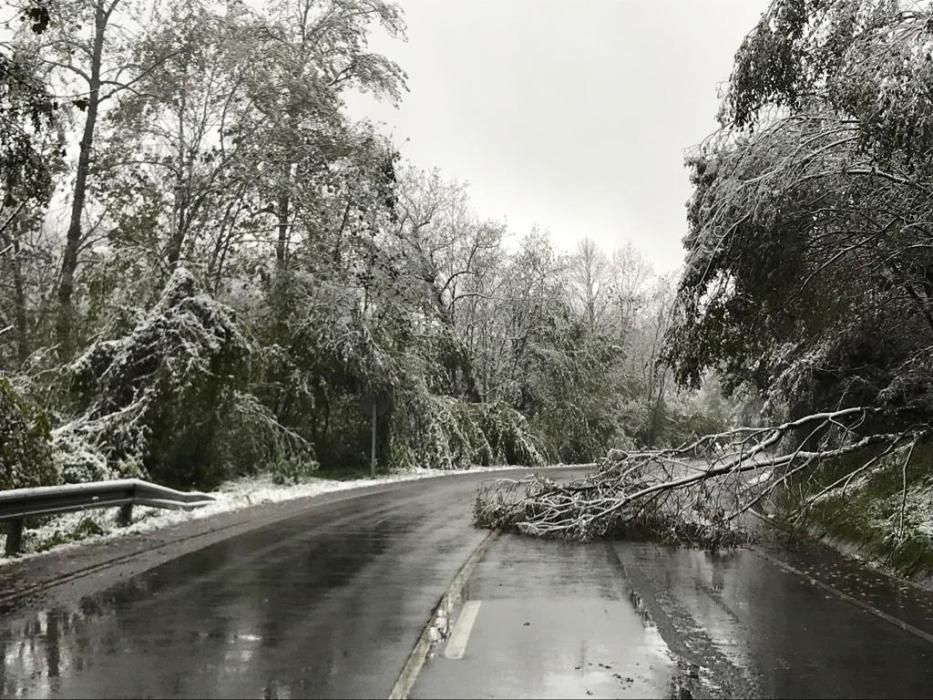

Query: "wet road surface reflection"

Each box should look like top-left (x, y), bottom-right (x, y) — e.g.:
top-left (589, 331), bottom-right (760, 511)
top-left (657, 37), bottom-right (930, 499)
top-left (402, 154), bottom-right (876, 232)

top-left (413, 535), bottom-right (692, 699)
top-left (616, 543), bottom-right (933, 698)
top-left (0, 484), bottom-right (490, 699)
top-left (414, 534), bottom-right (933, 698)
top-left (4, 473), bottom-right (933, 698)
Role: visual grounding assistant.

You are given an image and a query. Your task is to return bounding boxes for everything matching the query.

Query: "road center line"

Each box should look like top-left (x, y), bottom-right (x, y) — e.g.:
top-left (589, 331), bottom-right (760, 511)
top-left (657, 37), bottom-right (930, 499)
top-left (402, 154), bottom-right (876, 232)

top-left (444, 601), bottom-right (482, 659)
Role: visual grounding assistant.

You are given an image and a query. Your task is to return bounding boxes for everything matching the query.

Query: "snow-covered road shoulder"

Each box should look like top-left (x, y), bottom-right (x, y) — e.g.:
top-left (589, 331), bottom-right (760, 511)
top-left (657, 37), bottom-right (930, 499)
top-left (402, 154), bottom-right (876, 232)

top-left (0, 465), bottom-right (575, 568)
top-left (127, 466), bottom-right (520, 537)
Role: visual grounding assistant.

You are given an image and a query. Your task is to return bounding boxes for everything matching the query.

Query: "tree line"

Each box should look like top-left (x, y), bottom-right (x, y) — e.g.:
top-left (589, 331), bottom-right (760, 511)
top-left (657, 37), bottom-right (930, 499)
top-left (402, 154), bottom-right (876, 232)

top-left (476, 0), bottom-right (933, 547)
top-left (0, 0), bottom-right (729, 491)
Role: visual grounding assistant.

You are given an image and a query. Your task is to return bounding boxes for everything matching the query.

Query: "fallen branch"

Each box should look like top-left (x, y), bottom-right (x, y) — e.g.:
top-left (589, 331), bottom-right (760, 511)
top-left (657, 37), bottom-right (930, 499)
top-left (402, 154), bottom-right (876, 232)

top-left (473, 407), bottom-right (927, 548)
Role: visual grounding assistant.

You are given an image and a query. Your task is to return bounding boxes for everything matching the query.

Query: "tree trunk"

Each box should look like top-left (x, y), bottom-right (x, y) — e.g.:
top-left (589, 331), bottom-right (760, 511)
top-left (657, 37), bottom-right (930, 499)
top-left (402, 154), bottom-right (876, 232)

top-left (275, 162), bottom-right (291, 272)
top-left (166, 101), bottom-right (188, 269)
top-left (11, 234), bottom-right (29, 364)
top-left (56, 0), bottom-right (107, 358)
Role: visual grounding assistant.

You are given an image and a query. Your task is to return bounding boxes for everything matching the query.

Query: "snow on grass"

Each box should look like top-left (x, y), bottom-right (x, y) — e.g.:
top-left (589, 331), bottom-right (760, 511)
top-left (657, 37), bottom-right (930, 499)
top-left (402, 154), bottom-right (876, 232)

top-left (0, 464), bottom-right (568, 567)
top-left (745, 469), bottom-right (773, 487)
top-left (874, 479), bottom-right (933, 539)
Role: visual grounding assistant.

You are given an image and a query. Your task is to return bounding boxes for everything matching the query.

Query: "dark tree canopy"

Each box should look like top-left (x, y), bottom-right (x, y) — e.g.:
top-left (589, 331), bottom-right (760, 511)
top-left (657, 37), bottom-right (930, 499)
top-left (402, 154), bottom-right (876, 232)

top-left (667, 0), bottom-right (933, 425)
top-left (0, 0), bottom-right (730, 501)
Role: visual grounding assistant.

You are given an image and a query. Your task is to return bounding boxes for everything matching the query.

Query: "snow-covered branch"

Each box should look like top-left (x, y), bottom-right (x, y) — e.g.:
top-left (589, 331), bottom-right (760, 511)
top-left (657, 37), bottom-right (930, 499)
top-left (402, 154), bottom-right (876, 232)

top-left (474, 407), bottom-right (926, 548)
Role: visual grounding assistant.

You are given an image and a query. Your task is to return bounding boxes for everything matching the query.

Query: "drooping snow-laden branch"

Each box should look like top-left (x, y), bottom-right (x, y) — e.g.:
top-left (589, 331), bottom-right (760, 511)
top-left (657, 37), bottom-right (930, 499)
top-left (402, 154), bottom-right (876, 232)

top-left (473, 407), bottom-right (927, 548)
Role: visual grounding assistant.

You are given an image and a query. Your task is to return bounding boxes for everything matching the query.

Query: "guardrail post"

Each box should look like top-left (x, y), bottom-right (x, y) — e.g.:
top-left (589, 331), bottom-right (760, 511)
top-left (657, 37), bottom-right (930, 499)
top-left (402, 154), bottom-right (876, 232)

top-left (4, 519), bottom-right (24, 556)
top-left (116, 503), bottom-right (133, 527)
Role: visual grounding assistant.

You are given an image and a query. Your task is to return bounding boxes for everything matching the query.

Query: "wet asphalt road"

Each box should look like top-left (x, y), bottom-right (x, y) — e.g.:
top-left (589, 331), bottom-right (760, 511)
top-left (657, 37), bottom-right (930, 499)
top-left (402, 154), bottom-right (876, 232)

top-left (0, 470), bottom-right (538, 699)
top-left (3, 468), bottom-right (933, 699)
top-left (412, 536), bottom-right (933, 699)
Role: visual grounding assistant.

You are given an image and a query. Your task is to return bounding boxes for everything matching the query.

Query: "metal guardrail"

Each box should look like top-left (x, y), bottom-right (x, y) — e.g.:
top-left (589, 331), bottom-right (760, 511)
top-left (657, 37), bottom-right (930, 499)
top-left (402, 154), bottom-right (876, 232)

top-left (0, 479), bottom-right (215, 556)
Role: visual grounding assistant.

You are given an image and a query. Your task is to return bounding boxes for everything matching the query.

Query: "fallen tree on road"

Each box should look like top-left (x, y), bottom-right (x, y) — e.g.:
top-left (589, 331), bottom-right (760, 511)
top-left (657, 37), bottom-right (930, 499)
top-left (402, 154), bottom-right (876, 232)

top-left (473, 407), bottom-right (930, 549)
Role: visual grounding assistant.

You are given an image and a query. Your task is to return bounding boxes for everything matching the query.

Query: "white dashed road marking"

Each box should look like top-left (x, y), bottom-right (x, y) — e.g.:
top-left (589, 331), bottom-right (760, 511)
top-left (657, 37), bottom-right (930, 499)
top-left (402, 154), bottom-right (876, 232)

top-left (444, 601), bottom-right (483, 660)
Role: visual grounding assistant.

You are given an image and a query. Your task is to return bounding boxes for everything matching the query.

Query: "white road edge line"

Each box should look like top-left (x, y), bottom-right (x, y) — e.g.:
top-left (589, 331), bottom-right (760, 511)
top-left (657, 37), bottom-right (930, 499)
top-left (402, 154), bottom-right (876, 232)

top-left (754, 548), bottom-right (933, 647)
top-left (444, 601), bottom-right (482, 660)
top-left (749, 508), bottom-right (933, 647)
top-left (387, 530), bottom-right (498, 700)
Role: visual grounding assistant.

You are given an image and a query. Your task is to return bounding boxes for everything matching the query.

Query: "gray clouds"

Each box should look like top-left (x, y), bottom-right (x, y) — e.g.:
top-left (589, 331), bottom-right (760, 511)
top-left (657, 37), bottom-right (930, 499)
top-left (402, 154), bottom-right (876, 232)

top-left (345, 0), bottom-right (769, 272)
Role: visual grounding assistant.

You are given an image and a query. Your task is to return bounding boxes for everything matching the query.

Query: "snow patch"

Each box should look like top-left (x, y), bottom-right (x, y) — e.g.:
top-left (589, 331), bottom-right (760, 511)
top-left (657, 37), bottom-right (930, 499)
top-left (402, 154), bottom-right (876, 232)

top-left (0, 465), bottom-right (540, 567)
top-left (745, 470), bottom-right (773, 487)
top-left (875, 480), bottom-right (933, 540)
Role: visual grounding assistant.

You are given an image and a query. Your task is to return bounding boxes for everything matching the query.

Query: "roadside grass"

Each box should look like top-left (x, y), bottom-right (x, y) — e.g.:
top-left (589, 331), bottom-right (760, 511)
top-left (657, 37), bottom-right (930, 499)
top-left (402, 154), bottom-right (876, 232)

top-left (777, 440), bottom-right (933, 579)
top-left (27, 515), bottom-right (107, 554)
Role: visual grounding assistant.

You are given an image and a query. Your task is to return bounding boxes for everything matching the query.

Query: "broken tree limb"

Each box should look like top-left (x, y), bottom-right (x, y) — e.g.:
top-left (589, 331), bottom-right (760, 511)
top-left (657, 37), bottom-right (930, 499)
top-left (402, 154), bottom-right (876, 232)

top-left (473, 407), bottom-right (926, 548)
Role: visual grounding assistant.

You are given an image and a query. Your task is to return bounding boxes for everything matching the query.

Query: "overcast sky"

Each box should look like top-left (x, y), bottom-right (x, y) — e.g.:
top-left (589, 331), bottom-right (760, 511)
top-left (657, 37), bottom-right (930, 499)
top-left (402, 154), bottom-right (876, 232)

top-left (345, 1), bottom-right (770, 274)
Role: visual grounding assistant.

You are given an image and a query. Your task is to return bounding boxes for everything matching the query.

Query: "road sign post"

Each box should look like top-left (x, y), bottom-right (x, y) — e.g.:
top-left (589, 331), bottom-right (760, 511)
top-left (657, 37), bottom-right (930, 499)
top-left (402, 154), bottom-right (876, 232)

top-left (371, 400), bottom-right (377, 477)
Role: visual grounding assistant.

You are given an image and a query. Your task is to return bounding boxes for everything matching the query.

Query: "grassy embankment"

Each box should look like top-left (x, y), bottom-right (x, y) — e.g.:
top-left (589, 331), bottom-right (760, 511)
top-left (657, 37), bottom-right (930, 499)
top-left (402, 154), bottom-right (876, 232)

top-left (773, 440), bottom-right (933, 581)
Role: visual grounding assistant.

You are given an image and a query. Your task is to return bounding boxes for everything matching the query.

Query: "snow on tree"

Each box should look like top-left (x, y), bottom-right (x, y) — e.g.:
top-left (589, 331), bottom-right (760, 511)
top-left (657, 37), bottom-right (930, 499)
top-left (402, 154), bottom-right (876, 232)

top-left (61, 267), bottom-right (313, 488)
top-left (0, 376), bottom-right (56, 490)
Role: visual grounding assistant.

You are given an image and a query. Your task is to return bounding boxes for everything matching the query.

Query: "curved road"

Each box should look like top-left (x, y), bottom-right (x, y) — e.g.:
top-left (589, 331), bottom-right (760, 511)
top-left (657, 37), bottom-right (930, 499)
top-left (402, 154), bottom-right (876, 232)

top-left (2, 468), bottom-right (933, 698)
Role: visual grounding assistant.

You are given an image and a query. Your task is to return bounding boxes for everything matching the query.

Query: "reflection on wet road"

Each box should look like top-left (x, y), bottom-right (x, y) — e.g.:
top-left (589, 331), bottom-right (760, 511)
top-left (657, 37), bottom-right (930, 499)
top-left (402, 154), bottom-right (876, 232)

top-left (3, 469), bottom-right (933, 698)
top-left (412, 535), bottom-right (933, 698)
top-left (616, 543), bottom-right (933, 698)
top-left (0, 477), bottom-right (498, 699)
top-left (411, 536), bottom-right (680, 699)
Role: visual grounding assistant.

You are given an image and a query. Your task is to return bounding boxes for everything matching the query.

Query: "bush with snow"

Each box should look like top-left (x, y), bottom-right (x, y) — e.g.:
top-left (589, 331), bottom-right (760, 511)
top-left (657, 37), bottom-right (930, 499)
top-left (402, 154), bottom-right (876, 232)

top-left (213, 390), bottom-right (319, 482)
top-left (390, 388), bottom-right (545, 470)
top-left (63, 268), bottom-right (313, 488)
top-left (0, 376), bottom-right (57, 490)
top-left (50, 429), bottom-right (116, 484)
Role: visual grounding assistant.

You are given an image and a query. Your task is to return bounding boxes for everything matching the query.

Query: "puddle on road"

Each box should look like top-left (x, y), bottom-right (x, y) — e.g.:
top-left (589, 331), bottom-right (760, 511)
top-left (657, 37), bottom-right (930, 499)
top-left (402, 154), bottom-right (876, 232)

top-left (412, 536), bottom-right (695, 700)
top-left (492, 597), bottom-right (678, 699)
top-left (0, 587), bottom-right (279, 699)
